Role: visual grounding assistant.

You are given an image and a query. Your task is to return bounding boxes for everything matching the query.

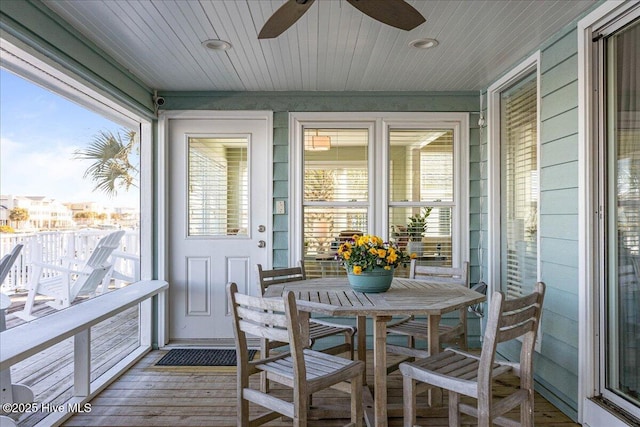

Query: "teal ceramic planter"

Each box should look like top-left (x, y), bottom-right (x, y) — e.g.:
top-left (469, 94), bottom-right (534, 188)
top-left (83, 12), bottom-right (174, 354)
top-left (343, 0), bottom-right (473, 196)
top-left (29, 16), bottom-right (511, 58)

top-left (346, 267), bottom-right (394, 293)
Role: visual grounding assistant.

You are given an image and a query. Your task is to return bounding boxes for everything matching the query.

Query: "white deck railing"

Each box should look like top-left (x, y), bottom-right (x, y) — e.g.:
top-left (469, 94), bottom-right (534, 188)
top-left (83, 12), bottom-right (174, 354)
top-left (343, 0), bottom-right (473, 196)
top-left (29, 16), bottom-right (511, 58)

top-left (0, 280), bottom-right (167, 427)
top-left (0, 230), bottom-right (139, 292)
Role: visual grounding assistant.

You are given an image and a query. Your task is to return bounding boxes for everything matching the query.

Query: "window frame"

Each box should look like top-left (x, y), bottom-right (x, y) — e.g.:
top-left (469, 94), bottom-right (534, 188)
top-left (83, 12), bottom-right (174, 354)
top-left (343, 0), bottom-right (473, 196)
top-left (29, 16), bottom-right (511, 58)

top-left (289, 112), bottom-right (469, 269)
top-left (578, 2), bottom-right (640, 424)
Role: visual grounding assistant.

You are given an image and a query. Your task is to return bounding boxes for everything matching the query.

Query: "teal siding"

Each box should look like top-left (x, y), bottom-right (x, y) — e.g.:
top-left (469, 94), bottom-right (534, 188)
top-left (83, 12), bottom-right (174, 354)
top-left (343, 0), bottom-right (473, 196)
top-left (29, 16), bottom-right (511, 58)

top-left (162, 91), bottom-right (477, 113)
top-left (541, 134), bottom-right (579, 167)
top-left (469, 112), bottom-right (488, 286)
top-left (273, 112), bottom-right (290, 267)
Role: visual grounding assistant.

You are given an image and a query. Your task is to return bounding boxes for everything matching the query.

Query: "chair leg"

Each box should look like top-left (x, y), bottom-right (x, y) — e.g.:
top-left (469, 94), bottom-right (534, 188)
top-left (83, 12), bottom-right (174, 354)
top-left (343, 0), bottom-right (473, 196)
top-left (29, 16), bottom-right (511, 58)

top-left (403, 375), bottom-right (417, 427)
top-left (351, 372), bottom-right (363, 427)
top-left (238, 379), bottom-right (249, 426)
top-left (448, 390), bottom-right (461, 427)
top-left (477, 405), bottom-right (491, 427)
top-left (346, 331), bottom-right (354, 360)
top-left (293, 393), bottom-right (309, 427)
top-left (260, 339), bottom-right (269, 393)
top-left (459, 331), bottom-right (468, 351)
top-left (522, 390), bottom-right (535, 427)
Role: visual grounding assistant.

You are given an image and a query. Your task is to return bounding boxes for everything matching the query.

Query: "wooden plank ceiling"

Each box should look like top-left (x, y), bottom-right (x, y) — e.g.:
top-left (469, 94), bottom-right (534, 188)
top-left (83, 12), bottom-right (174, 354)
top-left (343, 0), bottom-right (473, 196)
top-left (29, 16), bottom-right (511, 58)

top-left (43, 0), bottom-right (596, 92)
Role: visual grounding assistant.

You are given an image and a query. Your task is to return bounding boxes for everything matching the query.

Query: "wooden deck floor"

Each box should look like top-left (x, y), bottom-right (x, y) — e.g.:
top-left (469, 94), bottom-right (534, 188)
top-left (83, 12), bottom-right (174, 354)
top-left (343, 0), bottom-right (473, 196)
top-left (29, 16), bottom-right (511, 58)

top-left (63, 350), bottom-right (580, 427)
top-left (3, 294), bottom-right (580, 427)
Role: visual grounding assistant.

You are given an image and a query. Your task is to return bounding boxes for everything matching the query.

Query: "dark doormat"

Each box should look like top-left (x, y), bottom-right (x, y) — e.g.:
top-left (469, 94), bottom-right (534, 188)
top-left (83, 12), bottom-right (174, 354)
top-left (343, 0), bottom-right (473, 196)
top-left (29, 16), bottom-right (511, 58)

top-left (155, 349), bottom-right (257, 366)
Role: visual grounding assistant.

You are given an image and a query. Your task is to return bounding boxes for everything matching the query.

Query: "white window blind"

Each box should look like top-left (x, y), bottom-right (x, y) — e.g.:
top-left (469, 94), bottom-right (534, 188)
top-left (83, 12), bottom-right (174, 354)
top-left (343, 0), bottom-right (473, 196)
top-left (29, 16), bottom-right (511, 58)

top-left (500, 73), bottom-right (538, 298)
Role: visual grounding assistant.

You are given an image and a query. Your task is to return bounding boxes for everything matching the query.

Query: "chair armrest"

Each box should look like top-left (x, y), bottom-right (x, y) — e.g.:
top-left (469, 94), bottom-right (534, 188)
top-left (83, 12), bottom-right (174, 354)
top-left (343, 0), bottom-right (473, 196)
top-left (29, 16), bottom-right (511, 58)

top-left (110, 251), bottom-right (139, 261)
top-left (29, 262), bottom-right (89, 277)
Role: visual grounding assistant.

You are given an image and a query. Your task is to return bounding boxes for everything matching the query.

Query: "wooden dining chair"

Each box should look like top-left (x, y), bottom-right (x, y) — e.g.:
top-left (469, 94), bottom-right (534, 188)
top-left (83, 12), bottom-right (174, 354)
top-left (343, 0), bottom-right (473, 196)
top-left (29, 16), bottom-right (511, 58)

top-left (257, 261), bottom-right (356, 358)
top-left (400, 282), bottom-right (546, 427)
top-left (386, 260), bottom-right (474, 362)
top-left (227, 282), bottom-right (364, 427)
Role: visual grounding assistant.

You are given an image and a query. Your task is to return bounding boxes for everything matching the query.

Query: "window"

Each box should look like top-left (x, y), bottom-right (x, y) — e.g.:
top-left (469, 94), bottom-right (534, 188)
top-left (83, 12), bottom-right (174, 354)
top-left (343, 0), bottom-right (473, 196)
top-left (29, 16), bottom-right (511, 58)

top-left (389, 129), bottom-right (455, 266)
top-left (0, 35), bottom-right (152, 426)
top-left (488, 53), bottom-right (540, 300)
top-left (501, 73), bottom-right (539, 298)
top-left (290, 113), bottom-right (468, 278)
top-left (302, 128), bottom-right (369, 277)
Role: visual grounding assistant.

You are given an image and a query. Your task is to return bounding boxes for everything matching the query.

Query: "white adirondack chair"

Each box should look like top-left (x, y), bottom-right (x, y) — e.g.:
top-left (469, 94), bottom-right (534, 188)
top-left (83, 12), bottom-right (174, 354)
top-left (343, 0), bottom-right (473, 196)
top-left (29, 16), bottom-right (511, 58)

top-left (15, 230), bottom-right (125, 321)
top-left (0, 243), bottom-right (24, 287)
top-left (1, 244), bottom-right (33, 427)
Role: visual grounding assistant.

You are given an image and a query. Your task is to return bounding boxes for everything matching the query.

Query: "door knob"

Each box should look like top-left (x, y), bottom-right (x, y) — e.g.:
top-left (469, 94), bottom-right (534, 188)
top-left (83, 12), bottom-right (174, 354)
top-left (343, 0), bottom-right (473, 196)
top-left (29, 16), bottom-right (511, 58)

top-left (258, 225), bottom-right (266, 232)
top-left (257, 240), bottom-right (266, 248)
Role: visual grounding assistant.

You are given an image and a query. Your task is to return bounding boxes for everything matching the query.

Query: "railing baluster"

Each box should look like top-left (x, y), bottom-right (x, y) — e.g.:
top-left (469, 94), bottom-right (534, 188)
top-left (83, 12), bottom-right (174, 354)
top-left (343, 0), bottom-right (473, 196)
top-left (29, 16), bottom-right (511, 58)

top-left (74, 329), bottom-right (91, 396)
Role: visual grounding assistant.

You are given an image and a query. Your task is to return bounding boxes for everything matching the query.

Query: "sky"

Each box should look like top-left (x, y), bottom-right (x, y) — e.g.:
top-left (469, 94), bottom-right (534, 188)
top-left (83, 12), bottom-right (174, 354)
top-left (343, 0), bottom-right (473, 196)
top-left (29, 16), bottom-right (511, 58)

top-left (0, 68), bottom-right (139, 209)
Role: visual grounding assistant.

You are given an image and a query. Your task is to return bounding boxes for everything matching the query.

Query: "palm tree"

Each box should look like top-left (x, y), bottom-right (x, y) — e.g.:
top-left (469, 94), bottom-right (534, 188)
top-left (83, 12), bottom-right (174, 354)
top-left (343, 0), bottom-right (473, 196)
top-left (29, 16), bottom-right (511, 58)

top-left (74, 129), bottom-right (138, 197)
top-left (9, 207), bottom-right (29, 228)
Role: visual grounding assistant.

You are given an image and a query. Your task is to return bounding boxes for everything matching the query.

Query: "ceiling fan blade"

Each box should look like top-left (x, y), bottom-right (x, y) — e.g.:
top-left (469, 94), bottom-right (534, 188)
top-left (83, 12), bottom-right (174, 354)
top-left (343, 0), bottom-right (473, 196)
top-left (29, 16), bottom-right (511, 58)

top-left (346, 0), bottom-right (426, 31)
top-left (258, 0), bottom-right (316, 39)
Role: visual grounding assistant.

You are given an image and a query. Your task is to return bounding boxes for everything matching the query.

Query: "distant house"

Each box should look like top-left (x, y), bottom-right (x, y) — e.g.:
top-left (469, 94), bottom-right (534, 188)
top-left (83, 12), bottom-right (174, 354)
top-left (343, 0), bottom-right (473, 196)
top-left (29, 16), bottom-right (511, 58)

top-left (0, 195), bottom-right (75, 230)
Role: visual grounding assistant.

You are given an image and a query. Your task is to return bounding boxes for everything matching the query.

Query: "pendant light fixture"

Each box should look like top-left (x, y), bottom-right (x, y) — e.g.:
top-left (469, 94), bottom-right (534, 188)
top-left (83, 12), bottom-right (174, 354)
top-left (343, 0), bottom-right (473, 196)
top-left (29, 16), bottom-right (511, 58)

top-left (306, 129), bottom-right (331, 151)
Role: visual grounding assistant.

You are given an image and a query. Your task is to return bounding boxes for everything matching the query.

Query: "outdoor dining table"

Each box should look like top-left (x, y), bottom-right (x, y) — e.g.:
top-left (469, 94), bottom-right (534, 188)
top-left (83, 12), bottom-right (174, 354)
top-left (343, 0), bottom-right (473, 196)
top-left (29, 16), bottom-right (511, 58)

top-left (263, 276), bottom-right (487, 427)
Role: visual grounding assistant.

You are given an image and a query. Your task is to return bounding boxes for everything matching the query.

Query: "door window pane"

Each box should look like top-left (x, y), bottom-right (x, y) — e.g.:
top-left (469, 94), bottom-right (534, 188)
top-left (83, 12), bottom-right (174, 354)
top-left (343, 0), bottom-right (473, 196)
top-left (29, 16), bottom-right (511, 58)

top-left (188, 137), bottom-right (248, 236)
top-left (500, 72), bottom-right (538, 299)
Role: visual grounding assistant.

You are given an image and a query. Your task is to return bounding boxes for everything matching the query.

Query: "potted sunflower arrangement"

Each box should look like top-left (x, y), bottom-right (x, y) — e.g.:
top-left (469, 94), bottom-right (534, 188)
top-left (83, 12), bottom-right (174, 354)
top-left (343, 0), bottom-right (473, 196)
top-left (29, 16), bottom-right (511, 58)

top-left (336, 234), bottom-right (416, 293)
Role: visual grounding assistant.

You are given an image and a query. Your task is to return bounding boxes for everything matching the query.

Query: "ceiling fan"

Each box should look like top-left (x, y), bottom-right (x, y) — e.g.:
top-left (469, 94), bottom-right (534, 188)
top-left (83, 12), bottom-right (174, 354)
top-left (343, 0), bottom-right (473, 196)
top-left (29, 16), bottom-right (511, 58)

top-left (258, 0), bottom-right (426, 39)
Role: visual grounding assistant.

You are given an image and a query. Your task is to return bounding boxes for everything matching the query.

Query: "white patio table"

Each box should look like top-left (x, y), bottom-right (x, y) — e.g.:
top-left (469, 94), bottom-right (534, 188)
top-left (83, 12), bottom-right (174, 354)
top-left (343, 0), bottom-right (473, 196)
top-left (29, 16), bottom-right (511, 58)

top-left (263, 276), bottom-right (486, 427)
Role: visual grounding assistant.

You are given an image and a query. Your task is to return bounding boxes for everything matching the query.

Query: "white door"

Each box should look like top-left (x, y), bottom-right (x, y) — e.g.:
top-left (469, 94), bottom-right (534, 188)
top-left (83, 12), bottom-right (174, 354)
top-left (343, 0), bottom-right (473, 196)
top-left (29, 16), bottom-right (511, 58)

top-left (168, 115), bottom-right (270, 341)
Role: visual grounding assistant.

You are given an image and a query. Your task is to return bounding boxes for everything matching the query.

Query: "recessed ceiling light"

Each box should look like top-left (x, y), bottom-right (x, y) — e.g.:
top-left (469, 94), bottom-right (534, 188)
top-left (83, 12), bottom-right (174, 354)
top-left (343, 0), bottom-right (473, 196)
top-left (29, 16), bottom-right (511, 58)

top-left (409, 38), bottom-right (439, 49)
top-left (202, 39), bottom-right (232, 51)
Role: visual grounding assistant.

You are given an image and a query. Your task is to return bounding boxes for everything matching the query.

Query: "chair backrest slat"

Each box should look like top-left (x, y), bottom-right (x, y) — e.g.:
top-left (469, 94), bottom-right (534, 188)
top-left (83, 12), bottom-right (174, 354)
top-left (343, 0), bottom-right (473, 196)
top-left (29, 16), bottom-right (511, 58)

top-left (238, 319), bottom-right (290, 343)
top-left (235, 291), bottom-right (286, 312)
top-left (84, 230), bottom-right (126, 269)
top-left (499, 305), bottom-right (538, 329)
top-left (257, 261), bottom-right (306, 294)
top-left (501, 290), bottom-right (540, 312)
top-left (497, 319), bottom-right (538, 343)
top-left (236, 305), bottom-right (289, 329)
top-left (410, 260), bottom-right (469, 286)
top-left (72, 265), bottom-right (110, 297)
